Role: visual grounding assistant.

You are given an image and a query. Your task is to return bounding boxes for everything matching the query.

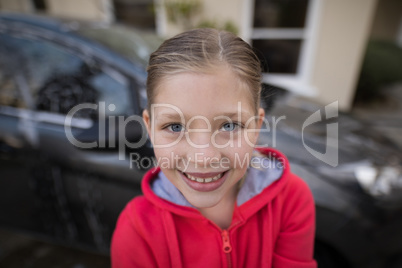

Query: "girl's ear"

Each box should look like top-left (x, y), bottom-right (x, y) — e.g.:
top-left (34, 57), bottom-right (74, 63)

top-left (254, 107), bottom-right (265, 139)
top-left (142, 109), bottom-right (153, 143)
top-left (257, 108), bottom-right (265, 129)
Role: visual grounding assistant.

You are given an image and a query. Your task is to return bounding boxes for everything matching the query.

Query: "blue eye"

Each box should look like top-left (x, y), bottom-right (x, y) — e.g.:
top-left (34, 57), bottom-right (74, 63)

top-left (168, 124), bottom-right (184, 132)
top-left (221, 123), bottom-right (238, 131)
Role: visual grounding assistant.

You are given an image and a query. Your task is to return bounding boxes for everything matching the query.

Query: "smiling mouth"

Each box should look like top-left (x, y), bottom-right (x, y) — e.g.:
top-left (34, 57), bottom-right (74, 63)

top-left (182, 172), bottom-right (224, 183)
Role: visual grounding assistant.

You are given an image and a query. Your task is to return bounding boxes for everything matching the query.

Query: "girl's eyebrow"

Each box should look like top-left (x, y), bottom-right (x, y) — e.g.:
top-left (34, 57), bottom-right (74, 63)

top-left (156, 111), bottom-right (255, 121)
top-left (157, 113), bottom-right (183, 120)
top-left (217, 111), bottom-right (254, 119)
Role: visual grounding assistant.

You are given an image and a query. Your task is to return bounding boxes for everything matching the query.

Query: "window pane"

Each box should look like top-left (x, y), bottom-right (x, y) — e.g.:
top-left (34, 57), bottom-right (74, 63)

top-left (0, 74), bottom-right (25, 108)
top-left (253, 0), bottom-right (309, 28)
top-left (88, 68), bottom-right (131, 116)
top-left (114, 0), bottom-right (155, 30)
top-left (0, 33), bottom-right (35, 108)
top-left (0, 33), bottom-right (132, 118)
top-left (253, 39), bottom-right (302, 74)
top-left (0, 33), bottom-right (83, 97)
top-left (33, 0), bottom-right (47, 11)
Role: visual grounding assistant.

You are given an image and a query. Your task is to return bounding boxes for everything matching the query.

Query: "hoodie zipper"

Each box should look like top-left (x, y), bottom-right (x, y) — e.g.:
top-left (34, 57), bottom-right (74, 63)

top-left (221, 230), bottom-right (232, 268)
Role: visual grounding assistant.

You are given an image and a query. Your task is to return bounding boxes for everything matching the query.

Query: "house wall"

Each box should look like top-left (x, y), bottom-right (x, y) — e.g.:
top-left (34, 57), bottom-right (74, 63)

top-left (202, 0), bottom-right (242, 32)
top-left (311, 0), bottom-right (378, 110)
top-left (0, 0), bottom-right (33, 13)
top-left (0, 0), bottom-right (113, 22)
top-left (46, 0), bottom-right (114, 22)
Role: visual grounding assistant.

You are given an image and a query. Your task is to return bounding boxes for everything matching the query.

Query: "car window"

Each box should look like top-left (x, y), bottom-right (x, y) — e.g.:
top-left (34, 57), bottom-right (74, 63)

top-left (0, 69), bottom-right (26, 109)
top-left (76, 25), bottom-right (162, 68)
top-left (87, 66), bottom-right (131, 116)
top-left (0, 34), bottom-right (31, 109)
top-left (0, 32), bottom-right (133, 118)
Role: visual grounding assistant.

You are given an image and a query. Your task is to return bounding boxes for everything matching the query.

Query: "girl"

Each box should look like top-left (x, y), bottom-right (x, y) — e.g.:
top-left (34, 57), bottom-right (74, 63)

top-left (111, 28), bottom-right (316, 268)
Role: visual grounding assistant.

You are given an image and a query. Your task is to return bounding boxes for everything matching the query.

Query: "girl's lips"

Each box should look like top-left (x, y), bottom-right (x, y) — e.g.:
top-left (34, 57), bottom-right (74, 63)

top-left (178, 170), bottom-right (228, 192)
top-left (183, 172), bottom-right (224, 179)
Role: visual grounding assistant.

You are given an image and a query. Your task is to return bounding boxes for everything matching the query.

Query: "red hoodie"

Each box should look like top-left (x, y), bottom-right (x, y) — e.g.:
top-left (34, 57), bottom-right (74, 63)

top-left (111, 148), bottom-right (317, 268)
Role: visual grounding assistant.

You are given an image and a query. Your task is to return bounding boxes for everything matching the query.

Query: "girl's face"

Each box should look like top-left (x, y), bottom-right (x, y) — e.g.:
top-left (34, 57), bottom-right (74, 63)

top-left (143, 66), bottom-right (264, 208)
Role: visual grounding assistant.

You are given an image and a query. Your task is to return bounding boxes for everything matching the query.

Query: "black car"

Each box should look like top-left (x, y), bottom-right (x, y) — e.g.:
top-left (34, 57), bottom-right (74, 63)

top-left (261, 96), bottom-right (402, 268)
top-left (0, 13), bottom-right (158, 253)
top-left (1, 13), bottom-right (402, 268)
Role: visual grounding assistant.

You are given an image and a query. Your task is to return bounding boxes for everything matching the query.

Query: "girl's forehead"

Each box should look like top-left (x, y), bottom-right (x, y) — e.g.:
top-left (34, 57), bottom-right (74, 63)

top-left (153, 105), bottom-right (254, 121)
top-left (151, 104), bottom-right (256, 125)
top-left (153, 67), bottom-right (255, 115)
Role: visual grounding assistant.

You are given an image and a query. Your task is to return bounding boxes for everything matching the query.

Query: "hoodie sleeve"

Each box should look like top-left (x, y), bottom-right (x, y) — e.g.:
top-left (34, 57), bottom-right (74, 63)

top-left (111, 200), bottom-right (158, 268)
top-left (272, 174), bottom-right (317, 268)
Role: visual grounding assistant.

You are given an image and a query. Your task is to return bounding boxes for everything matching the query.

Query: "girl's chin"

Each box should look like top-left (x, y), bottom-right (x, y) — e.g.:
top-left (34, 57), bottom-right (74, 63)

top-left (183, 194), bottom-right (223, 209)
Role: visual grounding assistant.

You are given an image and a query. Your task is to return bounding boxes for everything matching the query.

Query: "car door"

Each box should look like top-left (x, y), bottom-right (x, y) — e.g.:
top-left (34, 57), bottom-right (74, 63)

top-left (0, 25), bottom-right (150, 251)
top-left (0, 31), bottom-right (43, 232)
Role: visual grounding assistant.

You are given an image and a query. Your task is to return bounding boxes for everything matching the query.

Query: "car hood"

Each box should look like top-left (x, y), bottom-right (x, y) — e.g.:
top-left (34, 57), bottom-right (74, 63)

top-left (258, 95), bottom-right (402, 206)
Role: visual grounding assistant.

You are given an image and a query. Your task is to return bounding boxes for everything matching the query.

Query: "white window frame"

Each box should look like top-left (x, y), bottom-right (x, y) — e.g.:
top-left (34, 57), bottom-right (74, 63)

top-left (242, 0), bottom-right (322, 97)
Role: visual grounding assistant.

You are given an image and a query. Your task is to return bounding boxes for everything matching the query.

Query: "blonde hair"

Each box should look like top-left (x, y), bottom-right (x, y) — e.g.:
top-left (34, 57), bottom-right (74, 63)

top-left (146, 28), bottom-right (262, 114)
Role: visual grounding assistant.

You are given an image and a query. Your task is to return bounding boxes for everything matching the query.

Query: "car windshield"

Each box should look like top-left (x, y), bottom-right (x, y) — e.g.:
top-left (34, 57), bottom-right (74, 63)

top-left (75, 24), bottom-right (163, 67)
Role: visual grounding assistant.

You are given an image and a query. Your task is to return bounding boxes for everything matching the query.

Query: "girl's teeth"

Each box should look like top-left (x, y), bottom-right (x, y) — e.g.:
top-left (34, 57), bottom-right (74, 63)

top-left (185, 173), bottom-right (223, 183)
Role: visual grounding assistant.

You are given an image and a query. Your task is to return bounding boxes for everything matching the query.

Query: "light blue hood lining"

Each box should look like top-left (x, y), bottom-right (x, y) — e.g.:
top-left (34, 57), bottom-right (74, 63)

top-left (151, 154), bottom-right (284, 207)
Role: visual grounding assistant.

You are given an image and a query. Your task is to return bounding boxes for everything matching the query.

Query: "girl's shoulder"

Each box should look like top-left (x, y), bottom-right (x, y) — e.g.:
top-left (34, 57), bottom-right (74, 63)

top-left (116, 194), bottom-right (166, 236)
top-left (123, 194), bottom-right (158, 218)
top-left (283, 171), bottom-right (315, 205)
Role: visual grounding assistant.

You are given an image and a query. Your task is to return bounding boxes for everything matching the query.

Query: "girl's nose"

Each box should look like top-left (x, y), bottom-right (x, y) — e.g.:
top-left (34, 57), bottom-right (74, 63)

top-left (185, 131), bottom-right (222, 167)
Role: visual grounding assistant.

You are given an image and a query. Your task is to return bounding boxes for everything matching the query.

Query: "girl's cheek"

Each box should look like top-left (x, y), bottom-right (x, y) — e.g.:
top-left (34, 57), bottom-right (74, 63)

top-left (153, 147), bottom-right (180, 169)
top-left (152, 131), bottom-right (183, 147)
top-left (243, 128), bottom-right (259, 146)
